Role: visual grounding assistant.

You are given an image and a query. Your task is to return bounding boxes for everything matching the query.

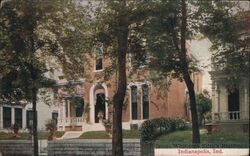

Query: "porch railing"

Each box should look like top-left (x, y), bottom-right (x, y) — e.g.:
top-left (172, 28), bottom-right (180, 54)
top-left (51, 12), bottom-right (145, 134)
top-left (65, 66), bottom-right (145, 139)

top-left (58, 117), bottom-right (83, 127)
top-left (213, 111), bottom-right (249, 121)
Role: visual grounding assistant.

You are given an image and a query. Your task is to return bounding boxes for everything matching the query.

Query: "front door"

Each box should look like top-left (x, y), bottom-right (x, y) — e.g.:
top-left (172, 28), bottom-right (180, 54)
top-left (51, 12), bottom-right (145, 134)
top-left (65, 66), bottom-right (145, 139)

top-left (95, 93), bottom-right (105, 123)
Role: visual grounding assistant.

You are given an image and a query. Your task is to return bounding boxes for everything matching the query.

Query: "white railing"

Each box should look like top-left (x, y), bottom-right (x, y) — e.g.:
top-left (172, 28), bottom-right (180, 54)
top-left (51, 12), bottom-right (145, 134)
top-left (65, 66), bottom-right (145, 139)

top-left (214, 111), bottom-right (249, 121)
top-left (58, 117), bottom-right (83, 127)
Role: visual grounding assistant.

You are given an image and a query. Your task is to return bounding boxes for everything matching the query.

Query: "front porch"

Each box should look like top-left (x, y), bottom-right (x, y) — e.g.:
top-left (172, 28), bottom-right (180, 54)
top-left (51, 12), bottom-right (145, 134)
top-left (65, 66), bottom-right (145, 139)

top-left (213, 111), bottom-right (249, 121)
top-left (207, 111), bottom-right (249, 134)
top-left (209, 73), bottom-right (249, 133)
top-left (58, 117), bottom-right (84, 131)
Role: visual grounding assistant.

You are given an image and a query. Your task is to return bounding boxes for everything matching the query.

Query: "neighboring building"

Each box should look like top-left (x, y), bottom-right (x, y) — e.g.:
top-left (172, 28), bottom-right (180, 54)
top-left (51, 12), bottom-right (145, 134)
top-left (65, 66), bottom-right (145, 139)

top-left (209, 11), bottom-right (250, 133)
top-left (209, 70), bottom-right (249, 133)
top-left (0, 91), bottom-right (58, 131)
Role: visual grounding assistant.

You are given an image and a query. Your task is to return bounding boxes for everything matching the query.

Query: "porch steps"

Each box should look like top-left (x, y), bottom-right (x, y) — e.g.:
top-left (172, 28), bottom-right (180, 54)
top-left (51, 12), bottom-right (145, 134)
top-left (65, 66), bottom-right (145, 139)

top-left (61, 131), bottom-right (83, 139)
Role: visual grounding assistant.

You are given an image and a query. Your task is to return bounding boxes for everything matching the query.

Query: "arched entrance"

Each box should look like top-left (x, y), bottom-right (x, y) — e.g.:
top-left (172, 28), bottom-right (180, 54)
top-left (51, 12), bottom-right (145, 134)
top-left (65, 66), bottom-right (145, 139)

top-left (95, 93), bottom-right (105, 122)
top-left (89, 83), bottom-right (108, 124)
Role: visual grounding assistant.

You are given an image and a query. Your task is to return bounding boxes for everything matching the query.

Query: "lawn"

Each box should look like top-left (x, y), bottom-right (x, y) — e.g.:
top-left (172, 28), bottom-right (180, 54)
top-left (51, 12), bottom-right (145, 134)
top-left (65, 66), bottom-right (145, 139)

top-left (79, 130), bottom-right (140, 139)
top-left (0, 131), bottom-right (65, 140)
top-left (156, 130), bottom-right (249, 148)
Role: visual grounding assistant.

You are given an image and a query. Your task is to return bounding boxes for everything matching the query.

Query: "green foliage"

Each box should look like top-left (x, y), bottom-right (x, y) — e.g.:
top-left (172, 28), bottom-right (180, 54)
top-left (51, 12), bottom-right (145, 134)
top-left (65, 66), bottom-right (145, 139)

top-left (196, 93), bottom-right (212, 125)
top-left (199, 1), bottom-right (249, 89)
top-left (140, 117), bottom-right (187, 142)
top-left (45, 119), bottom-right (57, 132)
top-left (0, 0), bottom-right (91, 102)
top-left (78, 130), bottom-right (140, 139)
top-left (0, 131), bottom-right (64, 140)
top-left (130, 124), bottom-right (139, 130)
top-left (157, 130), bottom-right (249, 148)
top-left (103, 119), bottom-right (112, 127)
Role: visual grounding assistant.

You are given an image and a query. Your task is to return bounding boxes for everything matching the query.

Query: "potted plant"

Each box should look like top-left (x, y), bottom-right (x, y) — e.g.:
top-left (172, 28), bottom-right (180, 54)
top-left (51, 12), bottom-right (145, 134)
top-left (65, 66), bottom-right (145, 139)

top-left (12, 123), bottom-right (21, 138)
top-left (103, 119), bottom-right (112, 137)
top-left (45, 119), bottom-right (57, 141)
top-left (97, 111), bottom-right (104, 123)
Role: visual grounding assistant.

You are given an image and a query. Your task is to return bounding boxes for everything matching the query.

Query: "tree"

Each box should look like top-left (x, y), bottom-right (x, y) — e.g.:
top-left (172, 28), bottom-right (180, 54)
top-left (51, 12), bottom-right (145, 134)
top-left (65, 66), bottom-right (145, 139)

top-left (141, 0), bottom-right (201, 143)
top-left (92, 1), bottom-right (153, 155)
top-left (139, 0), bottom-right (240, 144)
top-left (196, 93), bottom-right (212, 126)
top-left (0, 1), bottom-right (90, 155)
top-left (200, 1), bottom-right (249, 90)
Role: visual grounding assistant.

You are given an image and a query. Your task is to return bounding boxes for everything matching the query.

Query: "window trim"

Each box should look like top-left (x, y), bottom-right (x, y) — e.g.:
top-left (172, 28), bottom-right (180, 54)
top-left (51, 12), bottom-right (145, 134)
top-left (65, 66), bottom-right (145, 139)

top-left (130, 85), bottom-right (138, 120)
top-left (94, 44), bottom-right (104, 72)
top-left (129, 82), bottom-right (151, 121)
top-left (142, 84), bottom-right (149, 120)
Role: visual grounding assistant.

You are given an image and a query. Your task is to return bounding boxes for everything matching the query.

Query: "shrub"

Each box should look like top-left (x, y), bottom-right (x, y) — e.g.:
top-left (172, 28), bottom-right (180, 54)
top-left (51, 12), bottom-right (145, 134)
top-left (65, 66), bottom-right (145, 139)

top-left (140, 117), bottom-right (187, 142)
top-left (45, 119), bottom-right (57, 132)
top-left (130, 124), bottom-right (139, 130)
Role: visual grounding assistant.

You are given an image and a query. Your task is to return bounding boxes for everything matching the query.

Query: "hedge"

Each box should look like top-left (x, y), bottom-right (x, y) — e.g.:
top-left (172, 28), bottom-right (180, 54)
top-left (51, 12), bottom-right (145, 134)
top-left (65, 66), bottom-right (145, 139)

top-left (140, 117), bottom-right (187, 141)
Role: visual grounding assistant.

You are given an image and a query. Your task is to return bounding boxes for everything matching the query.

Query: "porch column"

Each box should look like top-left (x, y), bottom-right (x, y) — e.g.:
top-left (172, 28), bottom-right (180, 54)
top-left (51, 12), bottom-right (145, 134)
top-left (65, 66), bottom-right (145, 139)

top-left (0, 106), bottom-right (3, 129)
top-left (62, 99), bottom-right (66, 131)
top-left (67, 100), bottom-right (70, 118)
top-left (22, 107), bottom-right (26, 129)
top-left (216, 85), bottom-right (220, 113)
top-left (11, 107), bottom-right (15, 125)
top-left (244, 84), bottom-right (249, 119)
top-left (214, 82), bottom-right (220, 121)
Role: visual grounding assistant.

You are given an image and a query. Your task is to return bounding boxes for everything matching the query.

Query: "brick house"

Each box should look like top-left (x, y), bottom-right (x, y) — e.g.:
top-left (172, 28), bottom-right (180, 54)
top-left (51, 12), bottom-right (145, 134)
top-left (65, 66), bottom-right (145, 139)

top-left (55, 43), bottom-right (203, 132)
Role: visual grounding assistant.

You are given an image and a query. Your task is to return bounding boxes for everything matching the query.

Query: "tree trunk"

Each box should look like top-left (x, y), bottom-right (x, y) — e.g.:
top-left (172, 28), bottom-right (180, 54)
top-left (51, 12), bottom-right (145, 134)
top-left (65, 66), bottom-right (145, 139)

top-left (32, 87), bottom-right (38, 156)
top-left (112, 1), bottom-right (128, 155)
top-left (180, 0), bottom-right (200, 143)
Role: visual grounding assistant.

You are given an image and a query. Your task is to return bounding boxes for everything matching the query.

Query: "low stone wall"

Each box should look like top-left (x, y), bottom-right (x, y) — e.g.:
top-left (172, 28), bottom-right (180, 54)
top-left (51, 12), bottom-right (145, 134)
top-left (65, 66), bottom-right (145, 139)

top-left (0, 140), bottom-right (33, 156)
top-left (0, 139), bottom-right (155, 156)
top-left (48, 139), bottom-right (143, 156)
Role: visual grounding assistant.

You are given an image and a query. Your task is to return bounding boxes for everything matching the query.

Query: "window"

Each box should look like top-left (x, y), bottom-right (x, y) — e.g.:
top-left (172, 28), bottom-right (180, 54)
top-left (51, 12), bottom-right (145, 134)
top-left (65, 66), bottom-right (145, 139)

top-left (142, 84), bottom-right (149, 119)
top-left (52, 112), bottom-right (58, 125)
top-left (3, 107), bottom-right (11, 128)
top-left (74, 98), bottom-right (84, 117)
top-left (26, 110), bottom-right (34, 129)
top-left (95, 45), bottom-right (103, 70)
top-left (15, 108), bottom-right (22, 128)
top-left (131, 85), bottom-right (138, 120)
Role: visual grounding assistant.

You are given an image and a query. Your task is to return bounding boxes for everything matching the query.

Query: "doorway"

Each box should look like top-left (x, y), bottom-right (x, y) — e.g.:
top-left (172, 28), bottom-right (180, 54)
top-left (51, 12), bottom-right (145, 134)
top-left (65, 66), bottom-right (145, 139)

top-left (228, 89), bottom-right (240, 120)
top-left (95, 93), bottom-right (106, 123)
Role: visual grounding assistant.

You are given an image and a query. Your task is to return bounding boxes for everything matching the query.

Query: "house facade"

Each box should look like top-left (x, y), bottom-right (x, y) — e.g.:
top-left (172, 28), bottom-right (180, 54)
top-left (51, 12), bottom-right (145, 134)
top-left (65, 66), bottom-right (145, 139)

top-left (55, 44), bottom-right (203, 132)
top-left (0, 95), bottom-right (58, 132)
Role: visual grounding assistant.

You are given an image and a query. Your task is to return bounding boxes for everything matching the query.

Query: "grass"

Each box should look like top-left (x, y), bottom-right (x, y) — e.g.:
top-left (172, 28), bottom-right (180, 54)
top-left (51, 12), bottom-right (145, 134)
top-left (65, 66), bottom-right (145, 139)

top-left (0, 131), bottom-right (65, 140)
top-left (156, 130), bottom-right (249, 148)
top-left (79, 130), bottom-right (140, 139)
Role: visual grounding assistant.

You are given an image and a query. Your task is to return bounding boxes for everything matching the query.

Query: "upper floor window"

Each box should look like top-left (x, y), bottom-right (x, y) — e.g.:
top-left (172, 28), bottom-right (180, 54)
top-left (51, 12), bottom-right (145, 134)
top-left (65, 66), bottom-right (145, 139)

top-left (95, 44), bottom-right (104, 71)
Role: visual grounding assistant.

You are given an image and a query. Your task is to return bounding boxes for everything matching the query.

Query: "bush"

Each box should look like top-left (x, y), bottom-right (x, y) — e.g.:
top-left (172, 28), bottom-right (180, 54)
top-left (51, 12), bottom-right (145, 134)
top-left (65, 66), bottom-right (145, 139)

top-left (140, 117), bottom-right (187, 142)
top-left (130, 124), bottom-right (139, 130)
top-left (45, 119), bottom-right (57, 132)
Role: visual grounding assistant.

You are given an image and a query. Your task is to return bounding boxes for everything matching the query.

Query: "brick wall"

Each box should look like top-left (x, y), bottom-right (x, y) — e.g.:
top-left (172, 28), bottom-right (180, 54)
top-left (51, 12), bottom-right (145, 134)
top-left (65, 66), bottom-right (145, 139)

top-left (0, 140), bottom-right (33, 156)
